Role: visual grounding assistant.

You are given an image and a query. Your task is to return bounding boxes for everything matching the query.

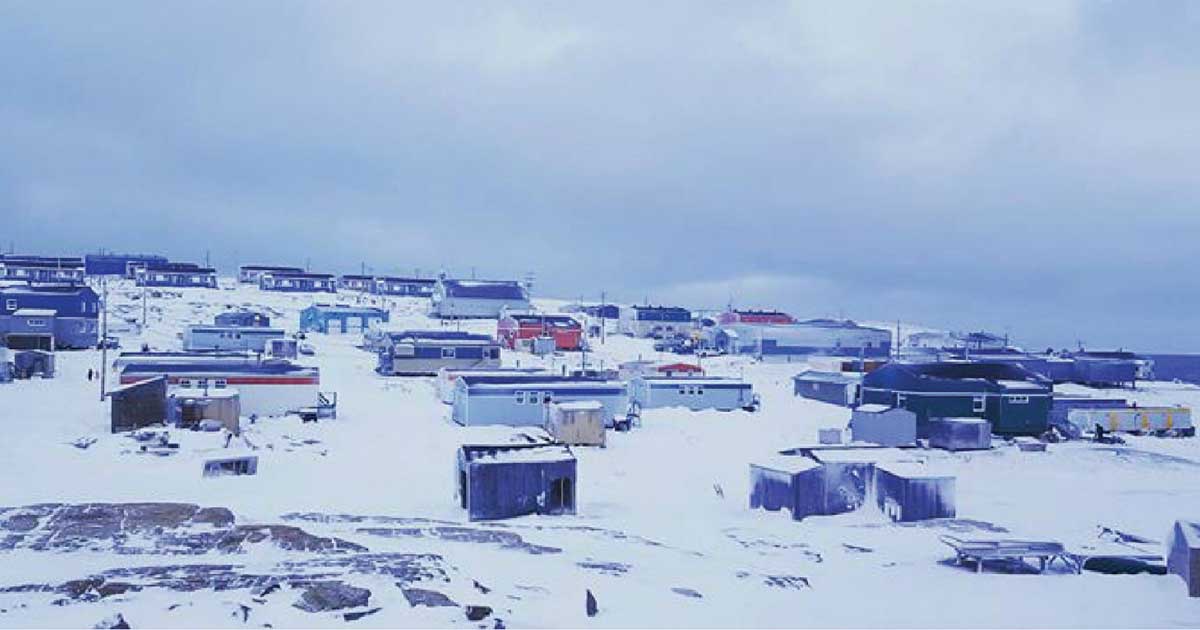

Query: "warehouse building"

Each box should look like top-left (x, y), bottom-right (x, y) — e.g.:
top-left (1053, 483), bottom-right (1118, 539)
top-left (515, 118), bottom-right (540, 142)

top-left (431, 278), bottom-right (531, 319)
top-left (0, 284), bottom-right (100, 349)
top-left (259, 271), bottom-right (336, 293)
top-left (299, 304), bottom-right (389, 334)
top-left (861, 361), bottom-right (1052, 436)
top-left (134, 262), bottom-right (217, 288)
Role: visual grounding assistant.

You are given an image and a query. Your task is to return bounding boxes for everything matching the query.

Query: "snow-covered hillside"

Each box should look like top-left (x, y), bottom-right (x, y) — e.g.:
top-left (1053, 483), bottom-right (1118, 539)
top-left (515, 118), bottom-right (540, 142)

top-left (1, 279), bottom-right (1198, 628)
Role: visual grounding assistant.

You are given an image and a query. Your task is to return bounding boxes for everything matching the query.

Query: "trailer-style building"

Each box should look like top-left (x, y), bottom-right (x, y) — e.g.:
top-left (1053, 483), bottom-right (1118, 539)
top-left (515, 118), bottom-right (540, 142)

top-left (0, 255), bottom-right (86, 284)
top-left (183, 325), bottom-right (286, 353)
top-left (338, 274), bottom-right (374, 292)
top-left (630, 376), bottom-right (757, 411)
top-left (375, 330), bottom-right (501, 376)
top-left (861, 361), bottom-right (1052, 436)
top-left (497, 314), bottom-right (583, 351)
top-left (118, 358), bottom-right (318, 417)
top-left (716, 319), bottom-right (891, 359)
top-left (135, 262), bottom-right (218, 288)
top-left (85, 253), bottom-right (168, 277)
top-left (0, 284), bottom-right (100, 349)
top-left (260, 271), bottom-right (336, 293)
top-left (299, 304), bottom-right (389, 334)
top-left (436, 367), bottom-right (548, 403)
top-left (372, 276), bottom-right (436, 297)
top-left (793, 370), bottom-right (861, 406)
top-left (457, 443), bottom-right (577, 521)
top-left (431, 279), bottom-right (531, 319)
top-left (451, 376), bottom-right (628, 427)
top-left (620, 305), bottom-right (692, 338)
top-left (239, 265), bottom-right (303, 284)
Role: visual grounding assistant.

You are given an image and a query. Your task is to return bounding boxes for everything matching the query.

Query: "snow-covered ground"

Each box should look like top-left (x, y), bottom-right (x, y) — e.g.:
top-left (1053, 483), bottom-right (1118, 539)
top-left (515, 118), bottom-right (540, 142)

top-left (1, 279), bottom-right (1199, 628)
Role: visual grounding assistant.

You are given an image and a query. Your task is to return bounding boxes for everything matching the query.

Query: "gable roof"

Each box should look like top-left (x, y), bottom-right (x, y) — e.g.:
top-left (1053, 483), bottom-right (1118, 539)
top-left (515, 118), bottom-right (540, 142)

top-left (442, 279), bottom-right (528, 300)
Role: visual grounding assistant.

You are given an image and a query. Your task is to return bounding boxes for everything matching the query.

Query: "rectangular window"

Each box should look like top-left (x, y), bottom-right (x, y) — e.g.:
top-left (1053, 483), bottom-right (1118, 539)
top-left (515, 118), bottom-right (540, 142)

top-left (1007, 395), bottom-right (1029, 404)
top-left (441, 348), bottom-right (456, 359)
top-left (196, 379), bottom-right (208, 389)
top-left (28, 319), bottom-right (46, 327)
top-left (4, 299), bottom-right (15, 311)
top-left (973, 396), bottom-right (986, 413)
top-left (515, 391), bottom-right (525, 404)
top-left (896, 393), bottom-right (907, 406)
top-left (679, 385), bottom-right (687, 395)
top-left (179, 379), bottom-right (192, 388)
top-left (81, 302), bottom-right (87, 313)
top-left (215, 379), bottom-right (228, 389)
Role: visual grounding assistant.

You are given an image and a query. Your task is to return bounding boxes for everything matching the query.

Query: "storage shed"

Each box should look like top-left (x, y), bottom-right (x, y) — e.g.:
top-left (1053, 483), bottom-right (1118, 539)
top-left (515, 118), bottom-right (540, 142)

top-left (872, 463), bottom-right (956, 523)
top-left (793, 370), bottom-right (861, 406)
top-left (183, 325), bottom-right (285, 353)
top-left (861, 361), bottom-right (1052, 436)
top-left (1071, 354), bottom-right (1139, 387)
top-left (850, 404), bottom-right (917, 446)
top-left (5, 309), bottom-right (55, 350)
top-left (1168, 520), bottom-right (1200, 598)
top-left (629, 376), bottom-right (757, 411)
top-left (749, 457), bottom-right (825, 520)
top-left (457, 443), bottom-right (577, 521)
top-left (546, 401), bottom-right (606, 447)
top-left (108, 376), bottom-right (168, 433)
top-left (300, 304), bottom-right (389, 334)
top-left (452, 376), bottom-right (628, 427)
top-left (169, 389), bottom-right (241, 433)
top-left (12, 350), bottom-right (55, 379)
top-left (431, 279), bottom-right (532, 319)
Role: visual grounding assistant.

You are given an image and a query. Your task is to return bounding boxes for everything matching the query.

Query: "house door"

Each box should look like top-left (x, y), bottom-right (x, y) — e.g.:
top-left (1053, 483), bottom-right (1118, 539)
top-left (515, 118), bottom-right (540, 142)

top-left (548, 477), bottom-right (573, 513)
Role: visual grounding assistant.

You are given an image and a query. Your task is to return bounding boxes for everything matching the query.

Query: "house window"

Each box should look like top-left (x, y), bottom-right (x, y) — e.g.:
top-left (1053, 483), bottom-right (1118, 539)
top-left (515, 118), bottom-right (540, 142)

top-left (489, 348), bottom-right (500, 360)
top-left (215, 379), bottom-right (228, 389)
top-left (196, 379), bottom-right (208, 389)
top-left (516, 391), bottom-right (526, 404)
top-left (697, 386), bottom-right (704, 396)
top-left (973, 396), bottom-right (986, 412)
top-left (441, 347), bottom-right (456, 359)
top-left (1007, 395), bottom-right (1029, 404)
top-left (179, 379), bottom-right (192, 388)
top-left (896, 393), bottom-right (907, 406)
top-left (679, 385), bottom-right (687, 395)
top-left (5, 299), bottom-right (15, 311)
top-left (81, 302), bottom-right (87, 313)
top-left (28, 319), bottom-right (47, 327)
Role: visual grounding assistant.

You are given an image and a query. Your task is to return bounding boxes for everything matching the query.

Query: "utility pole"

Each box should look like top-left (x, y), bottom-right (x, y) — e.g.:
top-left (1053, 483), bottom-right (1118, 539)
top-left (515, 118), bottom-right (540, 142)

top-left (204, 249), bottom-right (210, 270)
top-left (99, 277), bottom-right (108, 401)
top-left (600, 291), bottom-right (607, 345)
top-left (142, 282), bottom-right (148, 330)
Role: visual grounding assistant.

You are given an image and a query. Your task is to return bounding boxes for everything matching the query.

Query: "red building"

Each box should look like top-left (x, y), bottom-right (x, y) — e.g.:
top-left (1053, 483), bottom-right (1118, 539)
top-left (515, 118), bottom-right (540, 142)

top-left (717, 309), bottom-right (796, 326)
top-left (656, 362), bottom-right (704, 376)
top-left (498, 314), bottom-right (584, 351)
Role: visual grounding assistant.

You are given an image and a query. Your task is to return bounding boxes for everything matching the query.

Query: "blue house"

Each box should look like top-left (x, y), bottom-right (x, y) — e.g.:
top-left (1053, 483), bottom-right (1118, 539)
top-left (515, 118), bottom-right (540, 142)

top-left (0, 284), bottom-right (100, 349)
top-left (861, 361), bottom-right (1053, 436)
top-left (135, 262), bottom-right (217, 288)
top-left (260, 271), bottom-right (336, 293)
top-left (0, 255), bottom-right (85, 284)
top-left (299, 304), bottom-right (389, 334)
top-left (457, 443), bottom-right (577, 521)
top-left (84, 253), bottom-right (167, 277)
top-left (375, 330), bottom-right (501, 376)
top-left (373, 276), bottom-right (436, 297)
top-left (619, 305), bottom-right (692, 338)
top-left (582, 304), bottom-right (622, 320)
top-left (431, 279), bottom-right (532, 319)
top-left (214, 311), bottom-right (271, 327)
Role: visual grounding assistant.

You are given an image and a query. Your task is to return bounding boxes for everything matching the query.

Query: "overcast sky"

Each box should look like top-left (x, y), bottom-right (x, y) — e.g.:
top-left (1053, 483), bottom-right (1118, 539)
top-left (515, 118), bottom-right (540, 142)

top-left (3, 2), bottom-right (1199, 351)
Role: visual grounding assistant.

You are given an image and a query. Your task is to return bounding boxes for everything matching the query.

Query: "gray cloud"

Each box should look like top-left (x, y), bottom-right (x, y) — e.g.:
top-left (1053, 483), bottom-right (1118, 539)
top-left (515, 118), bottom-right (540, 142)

top-left (2, 1), bottom-right (1198, 351)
